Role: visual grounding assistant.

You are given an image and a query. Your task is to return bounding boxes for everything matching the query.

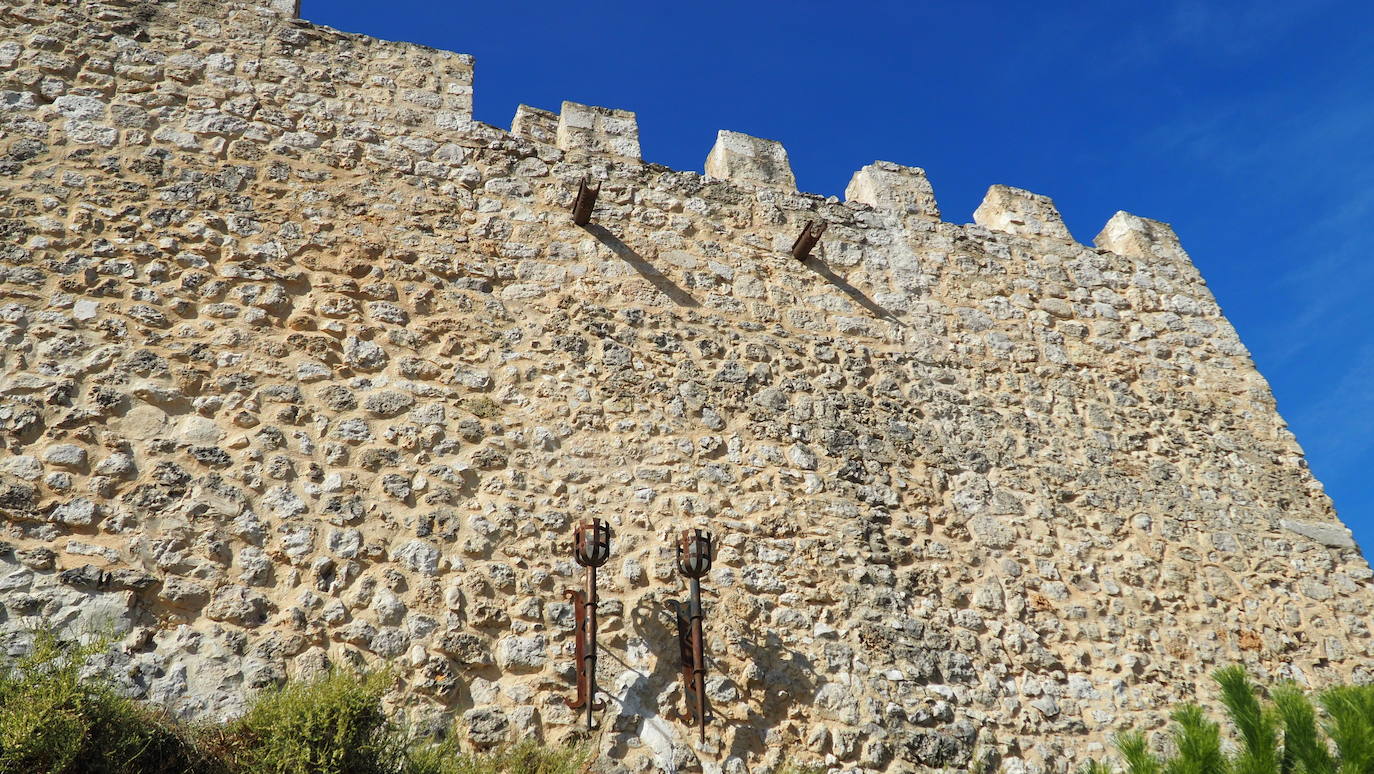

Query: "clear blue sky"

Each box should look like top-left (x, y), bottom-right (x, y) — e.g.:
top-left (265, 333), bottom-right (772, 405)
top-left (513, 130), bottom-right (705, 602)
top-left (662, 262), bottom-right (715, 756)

top-left (305, 0), bottom-right (1374, 553)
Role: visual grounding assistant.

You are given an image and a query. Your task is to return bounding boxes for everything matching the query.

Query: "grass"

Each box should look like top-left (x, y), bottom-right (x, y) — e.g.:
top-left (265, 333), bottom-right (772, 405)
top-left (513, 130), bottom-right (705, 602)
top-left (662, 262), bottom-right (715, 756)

top-left (0, 630), bottom-right (586, 774)
top-left (408, 739), bottom-right (589, 774)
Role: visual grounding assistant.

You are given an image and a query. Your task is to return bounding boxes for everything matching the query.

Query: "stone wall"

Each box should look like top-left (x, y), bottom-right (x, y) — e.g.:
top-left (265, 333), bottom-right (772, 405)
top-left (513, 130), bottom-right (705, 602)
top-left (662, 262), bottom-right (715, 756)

top-left (1, 2), bottom-right (1371, 772)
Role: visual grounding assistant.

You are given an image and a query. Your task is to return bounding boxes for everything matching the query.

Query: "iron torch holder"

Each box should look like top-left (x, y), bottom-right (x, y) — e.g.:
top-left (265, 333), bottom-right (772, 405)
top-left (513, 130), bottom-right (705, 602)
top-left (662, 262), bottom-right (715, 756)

top-left (674, 528), bottom-right (715, 742)
top-left (566, 518), bottom-right (611, 730)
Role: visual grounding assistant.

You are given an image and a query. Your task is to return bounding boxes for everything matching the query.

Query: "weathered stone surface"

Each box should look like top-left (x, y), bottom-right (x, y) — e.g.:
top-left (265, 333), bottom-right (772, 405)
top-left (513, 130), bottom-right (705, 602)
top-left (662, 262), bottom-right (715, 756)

top-left (205, 585), bottom-right (270, 626)
top-left (463, 707), bottom-right (509, 747)
top-left (845, 160), bottom-right (940, 218)
top-left (1094, 210), bottom-right (1188, 263)
top-left (42, 444), bottom-right (87, 469)
top-left (705, 130), bottom-right (796, 189)
top-left (1282, 519), bottom-right (1357, 549)
top-left (494, 634), bottom-right (546, 672)
top-left (0, 3), bottom-right (1368, 773)
top-left (973, 184), bottom-right (1073, 240)
top-left (363, 391), bottom-right (415, 418)
top-left (511, 104), bottom-right (557, 145)
top-left (556, 101), bottom-right (640, 159)
top-left (391, 540), bottom-right (440, 575)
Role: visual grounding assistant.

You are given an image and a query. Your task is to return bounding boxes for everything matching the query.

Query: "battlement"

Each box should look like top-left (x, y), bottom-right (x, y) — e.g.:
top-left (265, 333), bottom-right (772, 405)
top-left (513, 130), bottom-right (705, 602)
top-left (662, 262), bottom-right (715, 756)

top-left (500, 101), bottom-right (1180, 258)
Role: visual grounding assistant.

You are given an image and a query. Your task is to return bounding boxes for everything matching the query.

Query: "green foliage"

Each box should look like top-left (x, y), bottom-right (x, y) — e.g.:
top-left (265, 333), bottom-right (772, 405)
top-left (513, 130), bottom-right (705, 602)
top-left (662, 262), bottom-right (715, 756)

top-left (0, 630), bottom-right (204, 774)
top-left (1162, 705), bottom-right (1223, 774)
top-left (1317, 685), bottom-right (1374, 774)
top-left (1214, 666), bottom-right (1279, 774)
top-left (1115, 731), bottom-right (1162, 774)
top-left (227, 670), bottom-right (405, 774)
top-left (1271, 684), bottom-right (1329, 774)
top-left (406, 739), bottom-right (589, 774)
top-left (0, 630), bottom-right (592, 774)
top-left (1084, 666), bottom-right (1374, 774)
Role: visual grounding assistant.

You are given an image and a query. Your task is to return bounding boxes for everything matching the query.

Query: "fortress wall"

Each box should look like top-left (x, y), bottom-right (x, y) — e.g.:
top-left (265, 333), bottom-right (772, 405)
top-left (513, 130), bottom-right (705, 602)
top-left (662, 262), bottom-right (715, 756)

top-left (1, 2), bottom-right (1371, 773)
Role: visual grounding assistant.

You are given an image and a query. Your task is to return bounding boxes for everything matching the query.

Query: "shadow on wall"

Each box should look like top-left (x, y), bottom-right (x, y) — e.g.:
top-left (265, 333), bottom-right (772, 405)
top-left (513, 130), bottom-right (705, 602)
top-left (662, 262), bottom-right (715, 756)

top-left (726, 629), bottom-right (819, 765)
top-left (582, 224), bottom-right (701, 308)
top-left (606, 591), bottom-right (698, 766)
top-left (601, 589), bottom-right (823, 770)
top-left (800, 250), bottom-right (905, 327)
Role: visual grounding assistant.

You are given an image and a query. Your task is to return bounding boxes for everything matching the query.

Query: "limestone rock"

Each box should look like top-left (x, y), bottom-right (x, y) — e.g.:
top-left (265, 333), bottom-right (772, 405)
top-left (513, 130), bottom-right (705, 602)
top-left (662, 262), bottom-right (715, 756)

top-left (1281, 519), bottom-right (1357, 549)
top-left (705, 130), bottom-right (796, 190)
top-left (494, 634), bottom-right (546, 672)
top-left (0, 3), bottom-right (1366, 771)
top-left (511, 105), bottom-right (557, 145)
top-left (972, 184), bottom-right (1072, 240)
top-left (463, 707), bottom-right (509, 747)
top-left (556, 101), bottom-right (640, 159)
top-left (845, 161), bottom-right (940, 218)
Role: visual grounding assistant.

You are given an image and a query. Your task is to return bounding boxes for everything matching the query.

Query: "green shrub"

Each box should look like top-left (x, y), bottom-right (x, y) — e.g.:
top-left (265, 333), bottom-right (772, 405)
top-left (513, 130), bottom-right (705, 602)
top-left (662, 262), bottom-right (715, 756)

top-left (0, 631), bottom-right (601, 774)
top-left (1083, 666), bottom-right (1374, 774)
top-left (406, 738), bottom-right (589, 774)
top-left (227, 670), bottom-right (405, 774)
top-left (0, 630), bottom-right (204, 774)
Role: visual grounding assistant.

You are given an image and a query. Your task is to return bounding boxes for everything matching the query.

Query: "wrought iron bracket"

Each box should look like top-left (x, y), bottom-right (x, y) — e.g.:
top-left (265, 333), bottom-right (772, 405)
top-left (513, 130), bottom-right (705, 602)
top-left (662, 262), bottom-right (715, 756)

top-left (790, 219), bottom-right (827, 261)
top-left (565, 519), bottom-right (611, 730)
top-left (672, 528), bottom-right (715, 741)
top-left (672, 595), bottom-right (712, 739)
top-left (564, 587), bottom-right (604, 726)
top-left (572, 177), bottom-right (600, 226)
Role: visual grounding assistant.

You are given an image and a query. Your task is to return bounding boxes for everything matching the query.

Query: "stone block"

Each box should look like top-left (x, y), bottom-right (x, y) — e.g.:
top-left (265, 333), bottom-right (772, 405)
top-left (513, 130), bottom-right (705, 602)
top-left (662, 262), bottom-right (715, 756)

top-left (705, 130), bottom-right (795, 190)
top-left (1281, 519), bottom-right (1357, 549)
top-left (265, 0), bottom-right (300, 16)
top-left (511, 104), bottom-right (557, 145)
top-left (972, 184), bottom-right (1072, 240)
top-left (845, 161), bottom-right (940, 218)
top-left (556, 101), bottom-right (640, 159)
top-left (1093, 210), bottom-right (1187, 262)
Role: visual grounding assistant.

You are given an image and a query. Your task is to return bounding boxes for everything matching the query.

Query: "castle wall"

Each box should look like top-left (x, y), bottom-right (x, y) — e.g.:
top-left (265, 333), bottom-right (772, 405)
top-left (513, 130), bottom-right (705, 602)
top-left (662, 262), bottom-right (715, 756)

top-left (1, 2), bottom-right (1370, 773)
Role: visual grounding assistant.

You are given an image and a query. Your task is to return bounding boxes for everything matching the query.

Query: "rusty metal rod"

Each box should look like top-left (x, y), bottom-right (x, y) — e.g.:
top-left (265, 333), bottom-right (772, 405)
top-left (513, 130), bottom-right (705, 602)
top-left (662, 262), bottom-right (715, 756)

top-left (689, 575), bottom-right (706, 742)
top-left (572, 177), bottom-right (600, 226)
top-left (564, 588), bottom-right (587, 712)
top-left (790, 219), bottom-right (827, 261)
top-left (585, 564), bottom-right (599, 730)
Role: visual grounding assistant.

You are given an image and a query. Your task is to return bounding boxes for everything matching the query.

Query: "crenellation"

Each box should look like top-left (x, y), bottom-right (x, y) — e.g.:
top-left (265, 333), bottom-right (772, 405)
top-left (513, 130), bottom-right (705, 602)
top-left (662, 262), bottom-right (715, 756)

top-left (266, 0), bottom-right (301, 17)
top-left (973, 183), bottom-right (1074, 241)
top-left (555, 100), bottom-right (640, 160)
top-left (845, 160), bottom-right (941, 219)
top-left (704, 129), bottom-right (796, 190)
top-left (511, 104), bottom-right (558, 146)
top-left (1094, 210), bottom-right (1187, 264)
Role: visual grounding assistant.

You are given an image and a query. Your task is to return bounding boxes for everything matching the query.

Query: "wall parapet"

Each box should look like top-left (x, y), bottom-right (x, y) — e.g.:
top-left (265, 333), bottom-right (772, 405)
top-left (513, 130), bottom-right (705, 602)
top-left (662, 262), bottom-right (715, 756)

top-left (972, 184), bottom-right (1072, 241)
top-left (704, 129), bottom-right (796, 190)
top-left (845, 161), bottom-right (940, 219)
top-left (556, 101), bottom-right (640, 160)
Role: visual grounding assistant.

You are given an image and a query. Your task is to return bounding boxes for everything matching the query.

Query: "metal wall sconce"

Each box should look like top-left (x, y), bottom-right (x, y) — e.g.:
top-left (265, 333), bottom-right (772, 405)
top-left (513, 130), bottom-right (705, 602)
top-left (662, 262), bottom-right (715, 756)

top-left (572, 176), bottom-right (600, 226)
top-left (791, 219), bottom-right (827, 261)
top-left (566, 518), bottom-right (612, 729)
top-left (674, 527), bottom-right (715, 741)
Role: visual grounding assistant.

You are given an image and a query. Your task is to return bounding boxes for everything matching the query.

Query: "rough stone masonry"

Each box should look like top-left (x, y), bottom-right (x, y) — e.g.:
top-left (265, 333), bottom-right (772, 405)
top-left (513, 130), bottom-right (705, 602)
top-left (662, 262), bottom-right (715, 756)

top-left (0, 1), bottom-right (1370, 772)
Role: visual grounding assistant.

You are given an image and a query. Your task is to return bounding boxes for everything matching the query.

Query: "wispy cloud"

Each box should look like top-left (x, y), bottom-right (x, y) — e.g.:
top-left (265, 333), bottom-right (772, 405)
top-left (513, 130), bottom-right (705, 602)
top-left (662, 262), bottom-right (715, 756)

top-left (1107, 0), bottom-right (1341, 67)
